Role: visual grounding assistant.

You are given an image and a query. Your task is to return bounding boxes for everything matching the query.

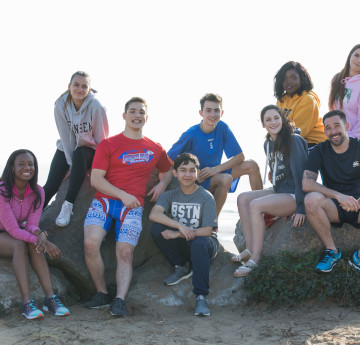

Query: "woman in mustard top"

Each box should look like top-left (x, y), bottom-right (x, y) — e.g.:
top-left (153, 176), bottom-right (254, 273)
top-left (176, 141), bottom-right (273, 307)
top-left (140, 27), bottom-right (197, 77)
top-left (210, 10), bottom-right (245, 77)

top-left (274, 61), bottom-right (327, 148)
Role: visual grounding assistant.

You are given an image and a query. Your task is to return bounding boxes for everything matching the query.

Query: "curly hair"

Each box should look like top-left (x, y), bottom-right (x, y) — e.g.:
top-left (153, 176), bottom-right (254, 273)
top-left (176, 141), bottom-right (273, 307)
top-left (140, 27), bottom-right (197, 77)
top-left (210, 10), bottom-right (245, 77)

top-left (0, 149), bottom-right (42, 212)
top-left (328, 44), bottom-right (360, 110)
top-left (260, 105), bottom-right (295, 158)
top-left (274, 61), bottom-right (313, 102)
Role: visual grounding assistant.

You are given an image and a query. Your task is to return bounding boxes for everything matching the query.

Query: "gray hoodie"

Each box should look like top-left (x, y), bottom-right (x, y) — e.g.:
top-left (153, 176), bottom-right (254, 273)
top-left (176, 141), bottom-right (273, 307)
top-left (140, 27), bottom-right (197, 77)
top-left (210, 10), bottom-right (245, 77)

top-left (55, 91), bottom-right (109, 166)
top-left (263, 134), bottom-right (308, 214)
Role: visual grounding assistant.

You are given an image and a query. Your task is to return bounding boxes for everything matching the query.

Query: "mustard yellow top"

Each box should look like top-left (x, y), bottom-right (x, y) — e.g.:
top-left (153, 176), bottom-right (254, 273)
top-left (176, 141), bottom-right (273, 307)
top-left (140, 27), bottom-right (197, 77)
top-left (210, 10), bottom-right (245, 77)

top-left (277, 90), bottom-right (327, 144)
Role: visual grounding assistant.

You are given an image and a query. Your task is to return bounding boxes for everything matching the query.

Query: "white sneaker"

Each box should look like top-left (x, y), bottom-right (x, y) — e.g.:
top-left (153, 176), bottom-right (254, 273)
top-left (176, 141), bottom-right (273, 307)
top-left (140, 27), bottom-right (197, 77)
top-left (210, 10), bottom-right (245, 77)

top-left (55, 201), bottom-right (73, 227)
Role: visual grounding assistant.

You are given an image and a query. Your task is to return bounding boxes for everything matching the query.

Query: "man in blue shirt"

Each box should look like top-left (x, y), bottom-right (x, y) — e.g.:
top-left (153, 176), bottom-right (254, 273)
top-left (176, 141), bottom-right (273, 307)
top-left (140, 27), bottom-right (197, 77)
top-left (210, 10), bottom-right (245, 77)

top-left (168, 93), bottom-right (262, 217)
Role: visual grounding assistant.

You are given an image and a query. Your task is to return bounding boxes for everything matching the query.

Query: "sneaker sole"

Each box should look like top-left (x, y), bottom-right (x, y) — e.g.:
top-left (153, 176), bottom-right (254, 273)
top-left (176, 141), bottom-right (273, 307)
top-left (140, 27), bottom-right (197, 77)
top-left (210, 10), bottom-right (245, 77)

top-left (194, 311), bottom-right (210, 316)
top-left (84, 303), bottom-right (110, 309)
top-left (348, 259), bottom-right (360, 271)
top-left (315, 261), bottom-right (339, 273)
top-left (43, 306), bottom-right (70, 316)
top-left (110, 311), bottom-right (126, 317)
top-left (164, 271), bottom-right (193, 286)
top-left (22, 312), bottom-right (44, 320)
top-left (55, 220), bottom-right (70, 227)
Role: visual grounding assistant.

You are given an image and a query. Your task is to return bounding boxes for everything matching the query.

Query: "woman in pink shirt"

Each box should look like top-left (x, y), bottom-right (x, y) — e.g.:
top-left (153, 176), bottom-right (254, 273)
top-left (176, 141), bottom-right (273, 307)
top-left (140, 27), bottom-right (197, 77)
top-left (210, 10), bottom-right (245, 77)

top-left (329, 44), bottom-right (360, 138)
top-left (0, 149), bottom-right (70, 319)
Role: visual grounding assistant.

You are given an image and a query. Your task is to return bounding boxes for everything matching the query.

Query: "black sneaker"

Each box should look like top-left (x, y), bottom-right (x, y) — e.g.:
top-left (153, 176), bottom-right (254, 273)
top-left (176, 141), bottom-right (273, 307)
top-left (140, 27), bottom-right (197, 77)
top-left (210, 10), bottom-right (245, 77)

top-left (84, 292), bottom-right (111, 309)
top-left (164, 263), bottom-right (193, 286)
top-left (110, 298), bottom-right (126, 317)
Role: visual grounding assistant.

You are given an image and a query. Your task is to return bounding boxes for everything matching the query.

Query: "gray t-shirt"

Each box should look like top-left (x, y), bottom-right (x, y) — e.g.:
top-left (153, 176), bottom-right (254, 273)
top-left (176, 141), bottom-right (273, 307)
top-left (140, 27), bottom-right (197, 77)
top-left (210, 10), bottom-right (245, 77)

top-left (156, 186), bottom-right (218, 237)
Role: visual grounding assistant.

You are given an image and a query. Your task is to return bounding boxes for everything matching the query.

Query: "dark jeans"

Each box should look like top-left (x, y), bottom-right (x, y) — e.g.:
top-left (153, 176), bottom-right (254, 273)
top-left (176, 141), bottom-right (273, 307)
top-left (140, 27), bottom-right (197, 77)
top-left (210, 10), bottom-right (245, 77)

top-left (151, 222), bottom-right (219, 296)
top-left (43, 147), bottom-right (95, 207)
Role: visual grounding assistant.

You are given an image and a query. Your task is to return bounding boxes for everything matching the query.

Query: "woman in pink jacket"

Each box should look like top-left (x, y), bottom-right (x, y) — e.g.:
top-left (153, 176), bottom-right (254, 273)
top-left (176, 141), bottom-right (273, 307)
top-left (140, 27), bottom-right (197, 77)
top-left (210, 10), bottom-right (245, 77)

top-left (0, 149), bottom-right (70, 319)
top-left (329, 44), bottom-right (360, 138)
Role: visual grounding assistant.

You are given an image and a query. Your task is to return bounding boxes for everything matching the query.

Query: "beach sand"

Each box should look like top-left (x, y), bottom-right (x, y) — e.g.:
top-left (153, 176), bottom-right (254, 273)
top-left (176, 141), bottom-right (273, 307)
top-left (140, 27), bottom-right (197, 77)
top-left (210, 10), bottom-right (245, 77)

top-left (1, 302), bottom-right (360, 345)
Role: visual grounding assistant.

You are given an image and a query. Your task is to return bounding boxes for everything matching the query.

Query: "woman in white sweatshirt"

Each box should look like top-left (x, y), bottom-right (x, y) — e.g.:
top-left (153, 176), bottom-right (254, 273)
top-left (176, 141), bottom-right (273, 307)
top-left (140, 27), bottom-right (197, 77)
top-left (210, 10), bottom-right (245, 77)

top-left (43, 71), bottom-right (109, 227)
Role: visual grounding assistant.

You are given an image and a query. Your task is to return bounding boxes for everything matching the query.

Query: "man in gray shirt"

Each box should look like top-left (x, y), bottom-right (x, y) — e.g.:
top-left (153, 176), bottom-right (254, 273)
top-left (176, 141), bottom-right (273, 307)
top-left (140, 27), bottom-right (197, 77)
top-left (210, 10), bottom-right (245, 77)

top-left (150, 153), bottom-right (219, 316)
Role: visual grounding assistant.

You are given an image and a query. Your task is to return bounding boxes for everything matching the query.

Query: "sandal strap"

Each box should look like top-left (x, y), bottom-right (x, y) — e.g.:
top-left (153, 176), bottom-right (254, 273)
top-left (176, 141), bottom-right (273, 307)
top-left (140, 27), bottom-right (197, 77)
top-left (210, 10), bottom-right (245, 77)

top-left (231, 249), bottom-right (251, 262)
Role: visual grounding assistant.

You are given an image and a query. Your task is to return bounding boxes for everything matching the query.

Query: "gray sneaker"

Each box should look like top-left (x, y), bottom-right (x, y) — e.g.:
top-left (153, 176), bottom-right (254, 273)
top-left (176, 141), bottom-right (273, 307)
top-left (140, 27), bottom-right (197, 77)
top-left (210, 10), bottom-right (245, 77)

top-left (195, 295), bottom-right (210, 316)
top-left (110, 297), bottom-right (126, 317)
top-left (84, 292), bottom-right (111, 308)
top-left (164, 264), bottom-right (193, 286)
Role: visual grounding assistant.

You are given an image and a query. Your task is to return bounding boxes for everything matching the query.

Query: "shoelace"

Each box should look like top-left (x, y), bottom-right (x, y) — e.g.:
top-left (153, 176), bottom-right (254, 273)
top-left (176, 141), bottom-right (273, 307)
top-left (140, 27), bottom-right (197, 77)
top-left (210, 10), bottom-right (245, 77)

top-left (320, 251), bottom-right (332, 263)
top-left (49, 296), bottom-right (64, 308)
top-left (25, 301), bottom-right (37, 310)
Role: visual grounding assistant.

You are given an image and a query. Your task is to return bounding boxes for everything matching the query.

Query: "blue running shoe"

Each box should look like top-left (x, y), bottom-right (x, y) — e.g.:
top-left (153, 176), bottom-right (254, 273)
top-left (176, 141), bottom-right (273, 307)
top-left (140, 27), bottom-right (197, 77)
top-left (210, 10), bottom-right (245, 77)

top-left (348, 251), bottom-right (360, 271)
top-left (43, 295), bottom-right (70, 316)
top-left (21, 299), bottom-right (44, 320)
top-left (315, 249), bottom-right (342, 273)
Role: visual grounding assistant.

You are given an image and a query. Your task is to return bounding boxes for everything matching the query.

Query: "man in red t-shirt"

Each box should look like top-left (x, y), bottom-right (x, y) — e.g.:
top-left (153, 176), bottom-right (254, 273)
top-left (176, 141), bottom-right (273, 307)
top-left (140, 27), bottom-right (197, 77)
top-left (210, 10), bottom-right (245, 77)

top-left (83, 97), bottom-right (172, 317)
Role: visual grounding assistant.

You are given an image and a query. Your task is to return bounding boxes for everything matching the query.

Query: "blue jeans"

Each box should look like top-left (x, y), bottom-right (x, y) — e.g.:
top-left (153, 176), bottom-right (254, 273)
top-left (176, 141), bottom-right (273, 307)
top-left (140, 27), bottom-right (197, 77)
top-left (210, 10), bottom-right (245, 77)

top-left (151, 222), bottom-right (219, 296)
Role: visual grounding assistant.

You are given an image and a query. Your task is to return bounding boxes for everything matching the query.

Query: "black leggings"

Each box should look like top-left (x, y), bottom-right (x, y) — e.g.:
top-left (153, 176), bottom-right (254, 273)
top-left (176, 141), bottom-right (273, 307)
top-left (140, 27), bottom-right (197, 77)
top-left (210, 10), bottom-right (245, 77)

top-left (43, 147), bottom-right (95, 208)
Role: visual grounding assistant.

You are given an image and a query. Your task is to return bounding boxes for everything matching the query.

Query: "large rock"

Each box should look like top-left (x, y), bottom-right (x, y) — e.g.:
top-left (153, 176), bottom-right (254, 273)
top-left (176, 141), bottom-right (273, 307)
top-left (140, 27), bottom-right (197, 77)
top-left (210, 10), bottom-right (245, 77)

top-left (38, 172), bottom-right (250, 306)
top-left (40, 170), bottom-right (163, 296)
top-left (129, 248), bottom-right (247, 307)
top-left (0, 259), bottom-right (71, 309)
top-left (233, 217), bottom-right (360, 255)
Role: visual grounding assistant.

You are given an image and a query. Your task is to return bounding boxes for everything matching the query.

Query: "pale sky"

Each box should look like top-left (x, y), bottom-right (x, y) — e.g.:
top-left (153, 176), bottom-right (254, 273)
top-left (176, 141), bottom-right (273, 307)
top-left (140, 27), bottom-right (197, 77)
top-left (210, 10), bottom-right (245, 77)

top-left (1, 0), bottom-right (359, 187)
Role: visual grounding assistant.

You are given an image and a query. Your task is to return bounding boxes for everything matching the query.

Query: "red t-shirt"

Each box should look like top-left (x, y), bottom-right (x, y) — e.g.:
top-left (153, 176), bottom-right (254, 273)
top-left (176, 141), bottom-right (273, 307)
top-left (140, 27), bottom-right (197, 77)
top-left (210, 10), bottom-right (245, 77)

top-left (92, 133), bottom-right (172, 206)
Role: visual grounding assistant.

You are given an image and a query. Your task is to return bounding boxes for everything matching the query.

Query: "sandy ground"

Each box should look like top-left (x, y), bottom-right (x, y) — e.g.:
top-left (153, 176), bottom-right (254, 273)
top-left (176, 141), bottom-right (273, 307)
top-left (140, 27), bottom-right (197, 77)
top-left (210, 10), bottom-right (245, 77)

top-left (1, 302), bottom-right (360, 345)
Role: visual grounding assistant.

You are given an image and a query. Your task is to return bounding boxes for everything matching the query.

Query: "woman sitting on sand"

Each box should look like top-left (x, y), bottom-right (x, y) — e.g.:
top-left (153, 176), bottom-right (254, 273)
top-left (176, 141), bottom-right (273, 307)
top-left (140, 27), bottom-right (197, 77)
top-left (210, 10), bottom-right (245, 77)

top-left (0, 149), bottom-right (70, 319)
top-left (329, 44), bottom-right (360, 138)
top-left (43, 71), bottom-right (109, 227)
top-left (232, 105), bottom-right (308, 277)
top-left (274, 61), bottom-right (326, 148)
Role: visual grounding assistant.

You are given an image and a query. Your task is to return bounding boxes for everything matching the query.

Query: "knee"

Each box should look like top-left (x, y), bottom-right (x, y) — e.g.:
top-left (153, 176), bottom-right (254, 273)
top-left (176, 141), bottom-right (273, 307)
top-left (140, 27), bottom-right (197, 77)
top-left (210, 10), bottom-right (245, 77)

top-left (117, 246), bottom-right (133, 264)
top-left (13, 240), bottom-right (27, 256)
top-left (304, 193), bottom-right (323, 213)
top-left (218, 173), bottom-right (233, 189)
top-left (247, 159), bottom-right (260, 175)
top-left (191, 238), bottom-right (209, 257)
top-left (248, 199), bottom-right (261, 215)
top-left (84, 236), bottom-right (100, 257)
top-left (237, 191), bottom-right (252, 208)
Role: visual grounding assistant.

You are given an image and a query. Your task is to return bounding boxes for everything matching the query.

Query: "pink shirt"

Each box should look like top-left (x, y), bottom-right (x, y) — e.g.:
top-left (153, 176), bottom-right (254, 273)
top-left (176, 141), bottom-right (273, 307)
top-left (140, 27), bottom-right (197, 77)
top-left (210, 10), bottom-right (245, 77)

top-left (0, 184), bottom-right (44, 244)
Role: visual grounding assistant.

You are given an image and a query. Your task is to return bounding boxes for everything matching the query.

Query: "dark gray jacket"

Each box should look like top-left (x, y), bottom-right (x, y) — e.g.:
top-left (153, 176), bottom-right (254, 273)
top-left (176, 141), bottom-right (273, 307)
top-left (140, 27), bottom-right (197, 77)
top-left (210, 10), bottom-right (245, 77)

top-left (264, 134), bottom-right (308, 214)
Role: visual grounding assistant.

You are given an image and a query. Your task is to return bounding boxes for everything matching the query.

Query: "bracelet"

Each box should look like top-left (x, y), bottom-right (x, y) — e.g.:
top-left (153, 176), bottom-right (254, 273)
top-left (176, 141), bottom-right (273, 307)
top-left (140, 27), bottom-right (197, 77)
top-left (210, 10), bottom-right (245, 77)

top-left (39, 229), bottom-right (48, 237)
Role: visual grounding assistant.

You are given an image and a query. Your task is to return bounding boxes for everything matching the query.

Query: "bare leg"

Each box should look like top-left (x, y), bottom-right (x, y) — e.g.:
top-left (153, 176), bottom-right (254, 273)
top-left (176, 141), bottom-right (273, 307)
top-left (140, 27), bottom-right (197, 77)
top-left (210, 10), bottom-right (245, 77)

top-left (115, 242), bottom-right (135, 300)
top-left (28, 244), bottom-right (54, 298)
top-left (237, 189), bottom-right (275, 252)
top-left (84, 225), bottom-right (107, 293)
top-left (248, 193), bottom-right (296, 262)
top-left (209, 173), bottom-right (233, 217)
top-left (231, 159), bottom-right (263, 191)
top-left (304, 192), bottom-right (340, 251)
top-left (0, 233), bottom-right (31, 302)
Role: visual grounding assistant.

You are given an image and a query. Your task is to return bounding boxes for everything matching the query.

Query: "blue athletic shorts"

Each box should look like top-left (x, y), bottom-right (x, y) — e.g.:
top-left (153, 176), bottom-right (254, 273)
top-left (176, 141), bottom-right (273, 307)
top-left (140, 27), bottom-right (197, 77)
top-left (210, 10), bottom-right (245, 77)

top-left (84, 197), bottom-right (144, 246)
top-left (200, 168), bottom-right (240, 193)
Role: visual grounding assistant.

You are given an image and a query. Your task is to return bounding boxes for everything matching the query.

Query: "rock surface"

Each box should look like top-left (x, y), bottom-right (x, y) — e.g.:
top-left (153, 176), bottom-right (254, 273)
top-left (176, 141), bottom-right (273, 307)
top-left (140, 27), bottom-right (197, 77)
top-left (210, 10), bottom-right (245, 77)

top-left (0, 259), bottom-right (71, 309)
top-left (233, 217), bottom-right (360, 255)
top-left (36, 173), bottom-right (248, 307)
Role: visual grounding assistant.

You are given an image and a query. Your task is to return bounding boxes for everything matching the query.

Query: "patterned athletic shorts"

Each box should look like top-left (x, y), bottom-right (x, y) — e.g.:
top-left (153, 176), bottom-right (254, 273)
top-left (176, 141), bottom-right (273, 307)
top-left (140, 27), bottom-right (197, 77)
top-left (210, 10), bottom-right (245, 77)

top-left (84, 197), bottom-right (143, 246)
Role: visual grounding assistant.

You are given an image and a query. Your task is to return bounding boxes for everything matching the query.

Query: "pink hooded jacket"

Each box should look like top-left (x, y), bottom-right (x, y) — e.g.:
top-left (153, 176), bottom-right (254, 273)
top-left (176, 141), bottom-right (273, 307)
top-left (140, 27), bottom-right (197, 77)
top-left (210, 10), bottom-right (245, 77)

top-left (333, 74), bottom-right (360, 138)
top-left (0, 184), bottom-right (44, 244)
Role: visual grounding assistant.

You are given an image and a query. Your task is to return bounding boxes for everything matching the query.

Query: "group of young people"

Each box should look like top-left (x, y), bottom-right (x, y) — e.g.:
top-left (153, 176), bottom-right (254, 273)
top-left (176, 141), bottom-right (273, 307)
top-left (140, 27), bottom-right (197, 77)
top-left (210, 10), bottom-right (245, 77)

top-left (1, 44), bottom-right (359, 319)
